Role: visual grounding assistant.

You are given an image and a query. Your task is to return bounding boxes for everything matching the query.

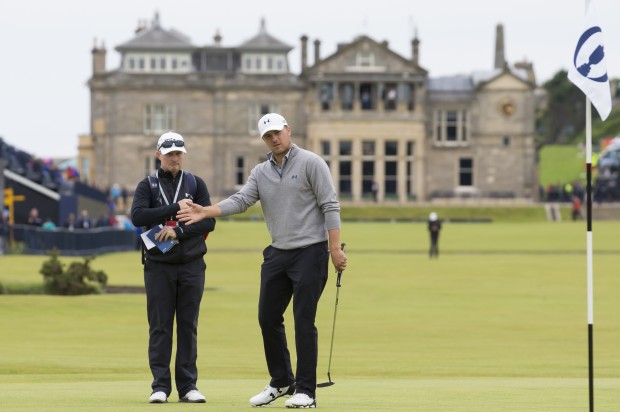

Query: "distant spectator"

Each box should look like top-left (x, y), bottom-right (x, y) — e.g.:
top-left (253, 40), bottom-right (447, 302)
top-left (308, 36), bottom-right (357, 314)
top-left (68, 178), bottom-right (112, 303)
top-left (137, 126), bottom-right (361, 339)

top-left (0, 208), bottom-right (10, 255)
top-left (110, 183), bottom-right (122, 208)
top-left (42, 218), bottom-right (56, 231)
top-left (386, 88), bottom-right (396, 110)
top-left (64, 213), bottom-right (77, 231)
top-left (121, 186), bottom-right (129, 210)
top-left (371, 181), bottom-right (379, 202)
top-left (76, 209), bottom-right (93, 229)
top-left (96, 212), bottom-right (116, 228)
top-left (361, 90), bottom-right (371, 110)
top-left (106, 194), bottom-right (116, 214)
top-left (66, 166), bottom-right (80, 182)
top-left (27, 208), bottom-right (43, 226)
top-left (572, 195), bottom-right (583, 221)
top-left (122, 213), bottom-right (141, 250)
top-left (428, 212), bottom-right (442, 259)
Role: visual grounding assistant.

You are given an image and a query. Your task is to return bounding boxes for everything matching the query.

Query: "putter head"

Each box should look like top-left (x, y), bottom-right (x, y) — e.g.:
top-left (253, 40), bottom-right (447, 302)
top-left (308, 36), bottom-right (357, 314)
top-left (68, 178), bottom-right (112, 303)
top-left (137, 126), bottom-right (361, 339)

top-left (317, 373), bottom-right (335, 388)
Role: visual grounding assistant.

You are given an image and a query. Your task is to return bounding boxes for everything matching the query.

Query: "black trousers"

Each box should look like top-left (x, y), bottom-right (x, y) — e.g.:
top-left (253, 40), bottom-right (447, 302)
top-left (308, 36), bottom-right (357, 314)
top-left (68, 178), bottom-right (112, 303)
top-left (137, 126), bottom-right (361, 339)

top-left (144, 258), bottom-right (206, 397)
top-left (430, 234), bottom-right (439, 257)
top-left (259, 241), bottom-right (329, 398)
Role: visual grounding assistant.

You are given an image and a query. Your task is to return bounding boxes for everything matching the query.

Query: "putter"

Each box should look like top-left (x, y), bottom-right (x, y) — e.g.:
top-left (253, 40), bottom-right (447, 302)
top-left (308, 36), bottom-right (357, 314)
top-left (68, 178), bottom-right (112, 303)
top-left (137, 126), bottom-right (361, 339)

top-left (317, 243), bottom-right (346, 388)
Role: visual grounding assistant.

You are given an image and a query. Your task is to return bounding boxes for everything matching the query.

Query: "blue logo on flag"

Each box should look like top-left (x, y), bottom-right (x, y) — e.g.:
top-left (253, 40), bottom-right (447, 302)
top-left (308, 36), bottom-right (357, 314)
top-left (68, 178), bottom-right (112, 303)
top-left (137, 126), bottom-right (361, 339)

top-left (573, 26), bottom-right (608, 82)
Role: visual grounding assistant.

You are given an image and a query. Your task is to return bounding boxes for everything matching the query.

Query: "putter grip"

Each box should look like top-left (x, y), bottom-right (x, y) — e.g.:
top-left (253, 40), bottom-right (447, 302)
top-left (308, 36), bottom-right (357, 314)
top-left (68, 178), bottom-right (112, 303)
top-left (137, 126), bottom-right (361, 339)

top-left (336, 243), bottom-right (345, 287)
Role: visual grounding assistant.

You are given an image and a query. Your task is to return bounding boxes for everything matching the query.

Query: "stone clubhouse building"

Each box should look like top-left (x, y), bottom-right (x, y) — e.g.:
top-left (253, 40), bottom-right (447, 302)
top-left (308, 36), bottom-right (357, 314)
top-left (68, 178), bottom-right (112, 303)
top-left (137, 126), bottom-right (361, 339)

top-left (81, 13), bottom-right (537, 203)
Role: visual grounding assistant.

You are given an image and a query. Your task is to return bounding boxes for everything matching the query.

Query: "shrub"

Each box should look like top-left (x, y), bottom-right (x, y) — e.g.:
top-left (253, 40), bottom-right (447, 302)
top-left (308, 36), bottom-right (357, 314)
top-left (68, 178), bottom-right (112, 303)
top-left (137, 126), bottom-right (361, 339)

top-left (40, 250), bottom-right (108, 295)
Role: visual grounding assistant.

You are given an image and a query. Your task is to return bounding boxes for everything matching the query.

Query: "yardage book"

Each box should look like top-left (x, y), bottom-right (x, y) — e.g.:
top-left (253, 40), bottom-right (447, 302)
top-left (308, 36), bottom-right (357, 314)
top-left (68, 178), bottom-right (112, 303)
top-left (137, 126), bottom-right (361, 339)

top-left (141, 224), bottom-right (179, 254)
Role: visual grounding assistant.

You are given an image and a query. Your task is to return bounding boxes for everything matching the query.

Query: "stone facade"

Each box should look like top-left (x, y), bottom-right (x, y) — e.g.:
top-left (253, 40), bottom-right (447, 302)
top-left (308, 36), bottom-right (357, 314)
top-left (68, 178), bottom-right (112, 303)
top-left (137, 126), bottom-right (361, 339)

top-left (82, 15), bottom-right (537, 203)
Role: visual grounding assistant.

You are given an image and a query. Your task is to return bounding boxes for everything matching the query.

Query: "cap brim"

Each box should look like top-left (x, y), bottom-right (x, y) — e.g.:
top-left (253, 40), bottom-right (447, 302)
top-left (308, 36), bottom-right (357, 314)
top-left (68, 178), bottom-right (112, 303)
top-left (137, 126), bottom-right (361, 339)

top-left (160, 146), bottom-right (187, 155)
top-left (261, 123), bottom-right (286, 138)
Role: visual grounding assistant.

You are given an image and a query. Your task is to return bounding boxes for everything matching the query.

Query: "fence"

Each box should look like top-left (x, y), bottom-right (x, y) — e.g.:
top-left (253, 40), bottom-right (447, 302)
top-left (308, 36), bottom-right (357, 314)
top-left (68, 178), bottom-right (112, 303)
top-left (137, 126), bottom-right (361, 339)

top-left (4, 224), bottom-right (139, 256)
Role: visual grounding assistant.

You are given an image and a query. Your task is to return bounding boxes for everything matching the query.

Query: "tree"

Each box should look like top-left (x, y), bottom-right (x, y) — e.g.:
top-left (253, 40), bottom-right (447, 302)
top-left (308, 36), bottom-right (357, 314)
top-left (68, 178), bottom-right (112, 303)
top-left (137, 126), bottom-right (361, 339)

top-left (537, 70), bottom-right (587, 146)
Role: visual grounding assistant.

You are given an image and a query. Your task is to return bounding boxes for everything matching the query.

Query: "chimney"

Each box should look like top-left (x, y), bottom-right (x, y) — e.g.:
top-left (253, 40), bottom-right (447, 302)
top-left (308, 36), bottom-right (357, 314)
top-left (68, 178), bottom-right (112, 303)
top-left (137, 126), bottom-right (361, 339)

top-left (92, 38), bottom-right (106, 75)
top-left (135, 19), bottom-right (146, 34)
top-left (411, 35), bottom-right (420, 66)
top-left (314, 39), bottom-right (321, 65)
top-left (515, 60), bottom-right (536, 84)
top-left (300, 35), bottom-right (308, 71)
top-left (382, 40), bottom-right (389, 48)
top-left (494, 23), bottom-right (505, 69)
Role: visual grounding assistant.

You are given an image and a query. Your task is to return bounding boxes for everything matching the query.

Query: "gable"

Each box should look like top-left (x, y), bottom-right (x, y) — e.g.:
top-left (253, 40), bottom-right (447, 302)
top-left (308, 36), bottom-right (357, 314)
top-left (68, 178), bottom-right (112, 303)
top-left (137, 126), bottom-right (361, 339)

top-left (480, 72), bottom-right (532, 91)
top-left (309, 36), bottom-right (426, 76)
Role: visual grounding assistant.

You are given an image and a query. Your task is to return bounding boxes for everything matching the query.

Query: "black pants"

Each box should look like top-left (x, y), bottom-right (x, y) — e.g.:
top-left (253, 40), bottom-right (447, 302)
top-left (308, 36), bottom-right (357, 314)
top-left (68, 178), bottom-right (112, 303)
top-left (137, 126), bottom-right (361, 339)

top-left (430, 234), bottom-right (439, 258)
top-left (259, 242), bottom-right (329, 398)
top-left (144, 258), bottom-right (206, 397)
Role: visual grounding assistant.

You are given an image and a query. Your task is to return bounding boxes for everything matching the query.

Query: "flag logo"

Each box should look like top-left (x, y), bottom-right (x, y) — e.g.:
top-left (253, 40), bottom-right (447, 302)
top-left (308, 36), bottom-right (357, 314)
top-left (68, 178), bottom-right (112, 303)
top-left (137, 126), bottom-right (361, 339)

top-left (567, 0), bottom-right (611, 121)
top-left (573, 26), bottom-right (608, 82)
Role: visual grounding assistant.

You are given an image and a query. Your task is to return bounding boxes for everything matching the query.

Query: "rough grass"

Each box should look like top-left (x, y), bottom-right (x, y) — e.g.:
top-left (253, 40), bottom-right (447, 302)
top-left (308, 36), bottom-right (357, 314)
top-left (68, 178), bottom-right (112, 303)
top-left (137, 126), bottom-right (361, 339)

top-left (0, 221), bottom-right (619, 411)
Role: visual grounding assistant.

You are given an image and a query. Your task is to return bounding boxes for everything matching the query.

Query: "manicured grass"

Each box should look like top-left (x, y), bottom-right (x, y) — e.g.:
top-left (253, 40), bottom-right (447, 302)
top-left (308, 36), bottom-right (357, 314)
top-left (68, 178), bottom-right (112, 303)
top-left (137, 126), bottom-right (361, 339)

top-left (539, 144), bottom-right (585, 187)
top-left (0, 221), bottom-right (619, 411)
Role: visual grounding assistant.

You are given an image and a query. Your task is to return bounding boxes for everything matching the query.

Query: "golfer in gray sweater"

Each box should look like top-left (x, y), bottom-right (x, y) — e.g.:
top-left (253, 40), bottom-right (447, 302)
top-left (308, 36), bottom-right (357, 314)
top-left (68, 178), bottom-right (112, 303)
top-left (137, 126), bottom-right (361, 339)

top-left (177, 113), bottom-right (347, 408)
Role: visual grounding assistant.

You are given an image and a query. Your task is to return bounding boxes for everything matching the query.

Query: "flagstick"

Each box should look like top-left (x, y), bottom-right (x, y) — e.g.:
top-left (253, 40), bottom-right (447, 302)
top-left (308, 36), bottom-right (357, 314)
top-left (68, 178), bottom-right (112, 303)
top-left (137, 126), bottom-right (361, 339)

top-left (585, 97), bottom-right (594, 412)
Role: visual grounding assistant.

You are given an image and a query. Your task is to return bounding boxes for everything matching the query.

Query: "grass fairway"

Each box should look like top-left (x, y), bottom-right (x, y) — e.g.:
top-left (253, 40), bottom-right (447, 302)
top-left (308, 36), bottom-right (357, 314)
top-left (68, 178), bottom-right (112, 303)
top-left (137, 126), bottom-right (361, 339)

top-left (1, 221), bottom-right (619, 411)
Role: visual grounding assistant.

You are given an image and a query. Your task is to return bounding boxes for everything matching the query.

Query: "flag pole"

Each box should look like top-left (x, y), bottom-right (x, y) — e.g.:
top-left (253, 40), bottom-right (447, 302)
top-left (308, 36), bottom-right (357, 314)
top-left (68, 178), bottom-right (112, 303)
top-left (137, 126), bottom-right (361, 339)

top-left (585, 96), bottom-right (594, 412)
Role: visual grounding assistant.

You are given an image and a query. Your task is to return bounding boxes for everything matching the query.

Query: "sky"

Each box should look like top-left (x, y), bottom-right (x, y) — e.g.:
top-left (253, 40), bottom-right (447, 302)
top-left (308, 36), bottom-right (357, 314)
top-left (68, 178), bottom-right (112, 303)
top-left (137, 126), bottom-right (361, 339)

top-left (1, 0), bottom-right (619, 159)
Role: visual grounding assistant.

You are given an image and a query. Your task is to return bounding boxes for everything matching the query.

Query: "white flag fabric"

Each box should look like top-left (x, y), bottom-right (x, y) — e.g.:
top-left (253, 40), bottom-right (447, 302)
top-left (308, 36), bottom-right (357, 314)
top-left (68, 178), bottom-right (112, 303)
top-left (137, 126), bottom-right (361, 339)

top-left (568, 0), bottom-right (611, 121)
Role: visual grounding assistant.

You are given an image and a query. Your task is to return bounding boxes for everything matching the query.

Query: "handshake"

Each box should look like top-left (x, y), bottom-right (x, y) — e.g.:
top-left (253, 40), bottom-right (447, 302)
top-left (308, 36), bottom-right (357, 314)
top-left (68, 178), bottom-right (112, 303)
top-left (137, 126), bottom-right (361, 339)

top-left (176, 200), bottom-right (221, 225)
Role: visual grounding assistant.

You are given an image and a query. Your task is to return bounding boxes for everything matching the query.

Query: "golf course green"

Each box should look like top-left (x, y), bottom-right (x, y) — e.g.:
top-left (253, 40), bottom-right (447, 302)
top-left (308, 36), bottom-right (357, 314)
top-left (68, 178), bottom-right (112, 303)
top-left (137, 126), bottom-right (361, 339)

top-left (0, 220), bottom-right (618, 411)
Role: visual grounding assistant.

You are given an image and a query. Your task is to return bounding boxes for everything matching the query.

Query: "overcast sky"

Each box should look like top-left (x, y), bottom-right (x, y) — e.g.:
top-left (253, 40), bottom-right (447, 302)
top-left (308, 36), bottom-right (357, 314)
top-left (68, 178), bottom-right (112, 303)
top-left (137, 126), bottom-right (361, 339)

top-left (1, 0), bottom-right (618, 159)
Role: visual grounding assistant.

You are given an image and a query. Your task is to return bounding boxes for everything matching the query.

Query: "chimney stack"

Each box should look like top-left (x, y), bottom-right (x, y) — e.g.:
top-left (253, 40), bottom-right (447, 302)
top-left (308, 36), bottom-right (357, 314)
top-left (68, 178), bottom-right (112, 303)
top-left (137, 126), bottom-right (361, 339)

top-left (92, 38), bottom-right (106, 75)
top-left (411, 35), bottom-right (420, 66)
top-left (494, 23), bottom-right (506, 69)
top-left (300, 35), bottom-right (308, 71)
top-left (314, 39), bottom-right (321, 65)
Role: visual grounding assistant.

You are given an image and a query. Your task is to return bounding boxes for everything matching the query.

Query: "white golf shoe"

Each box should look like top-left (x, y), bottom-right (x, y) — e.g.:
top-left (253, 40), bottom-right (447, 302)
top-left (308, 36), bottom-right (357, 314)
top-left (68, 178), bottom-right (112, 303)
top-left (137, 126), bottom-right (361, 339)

top-left (179, 389), bottom-right (206, 403)
top-left (249, 384), bottom-right (295, 407)
top-left (285, 393), bottom-right (316, 408)
top-left (148, 391), bottom-right (167, 403)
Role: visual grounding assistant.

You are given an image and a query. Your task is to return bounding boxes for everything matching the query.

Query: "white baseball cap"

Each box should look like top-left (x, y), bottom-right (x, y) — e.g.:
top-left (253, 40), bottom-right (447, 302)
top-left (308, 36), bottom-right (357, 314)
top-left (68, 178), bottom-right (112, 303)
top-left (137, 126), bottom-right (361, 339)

top-left (258, 113), bottom-right (288, 138)
top-left (157, 132), bottom-right (187, 155)
top-left (429, 212), bottom-right (438, 221)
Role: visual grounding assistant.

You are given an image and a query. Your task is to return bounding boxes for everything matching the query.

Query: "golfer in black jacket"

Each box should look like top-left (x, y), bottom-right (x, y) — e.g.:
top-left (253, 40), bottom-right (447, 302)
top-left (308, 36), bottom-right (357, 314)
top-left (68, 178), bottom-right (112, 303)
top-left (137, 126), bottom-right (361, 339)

top-left (131, 132), bottom-right (216, 404)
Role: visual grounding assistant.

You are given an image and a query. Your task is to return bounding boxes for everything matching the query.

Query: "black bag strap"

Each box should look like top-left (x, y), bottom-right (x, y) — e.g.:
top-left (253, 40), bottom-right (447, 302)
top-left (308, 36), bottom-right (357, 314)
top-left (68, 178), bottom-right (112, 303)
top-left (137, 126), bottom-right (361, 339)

top-left (141, 172), bottom-right (198, 264)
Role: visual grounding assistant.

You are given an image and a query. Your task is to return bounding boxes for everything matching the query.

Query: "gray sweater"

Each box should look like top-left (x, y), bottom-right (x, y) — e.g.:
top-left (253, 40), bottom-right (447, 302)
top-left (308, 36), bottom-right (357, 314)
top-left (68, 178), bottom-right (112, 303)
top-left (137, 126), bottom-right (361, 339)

top-left (218, 145), bottom-right (341, 249)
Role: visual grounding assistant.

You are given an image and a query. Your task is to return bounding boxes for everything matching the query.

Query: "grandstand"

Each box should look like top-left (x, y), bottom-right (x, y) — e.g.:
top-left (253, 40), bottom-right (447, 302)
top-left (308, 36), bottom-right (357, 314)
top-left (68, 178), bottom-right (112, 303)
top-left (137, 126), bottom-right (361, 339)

top-left (1, 137), bottom-right (137, 255)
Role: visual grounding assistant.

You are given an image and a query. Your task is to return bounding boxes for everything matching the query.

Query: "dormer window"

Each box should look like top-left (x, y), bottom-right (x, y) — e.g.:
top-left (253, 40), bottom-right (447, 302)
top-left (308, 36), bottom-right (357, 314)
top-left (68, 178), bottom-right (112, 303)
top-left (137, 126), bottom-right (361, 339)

top-left (356, 51), bottom-right (375, 67)
top-left (122, 53), bottom-right (191, 73)
top-left (241, 53), bottom-right (287, 73)
top-left (346, 50), bottom-right (385, 72)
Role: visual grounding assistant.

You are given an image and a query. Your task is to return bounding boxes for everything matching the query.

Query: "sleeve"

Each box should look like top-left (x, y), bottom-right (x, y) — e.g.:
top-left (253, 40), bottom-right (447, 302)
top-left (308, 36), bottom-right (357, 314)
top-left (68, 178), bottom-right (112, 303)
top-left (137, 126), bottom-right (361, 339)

top-left (175, 176), bottom-right (216, 240)
top-left (130, 178), bottom-right (180, 228)
top-left (308, 156), bottom-right (341, 230)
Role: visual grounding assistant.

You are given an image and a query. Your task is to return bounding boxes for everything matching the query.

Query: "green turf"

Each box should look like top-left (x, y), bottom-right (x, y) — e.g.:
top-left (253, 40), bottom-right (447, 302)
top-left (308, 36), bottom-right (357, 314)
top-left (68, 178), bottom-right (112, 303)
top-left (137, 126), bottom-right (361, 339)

top-left (539, 145), bottom-right (585, 188)
top-left (0, 221), bottom-right (619, 411)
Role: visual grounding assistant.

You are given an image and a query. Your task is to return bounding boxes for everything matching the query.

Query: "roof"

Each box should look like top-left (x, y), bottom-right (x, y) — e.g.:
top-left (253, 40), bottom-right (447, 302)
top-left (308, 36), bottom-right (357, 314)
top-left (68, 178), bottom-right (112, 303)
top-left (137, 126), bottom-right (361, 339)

top-left (115, 12), bottom-right (194, 52)
top-left (238, 18), bottom-right (292, 51)
top-left (428, 75), bottom-right (474, 92)
top-left (428, 66), bottom-right (532, 92)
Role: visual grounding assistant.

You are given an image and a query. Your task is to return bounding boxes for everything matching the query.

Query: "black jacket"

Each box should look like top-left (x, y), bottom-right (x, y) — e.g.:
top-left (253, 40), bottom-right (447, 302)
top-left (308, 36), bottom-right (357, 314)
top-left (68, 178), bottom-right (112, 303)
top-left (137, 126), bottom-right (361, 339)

top-left (131, 169), bottom-right (216, 264)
